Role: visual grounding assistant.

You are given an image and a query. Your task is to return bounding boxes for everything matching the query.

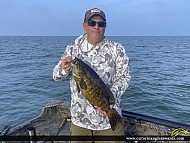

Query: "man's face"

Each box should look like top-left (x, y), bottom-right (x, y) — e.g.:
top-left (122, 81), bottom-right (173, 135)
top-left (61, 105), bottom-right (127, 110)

top-left (83, 15), bottom-right (106, 45)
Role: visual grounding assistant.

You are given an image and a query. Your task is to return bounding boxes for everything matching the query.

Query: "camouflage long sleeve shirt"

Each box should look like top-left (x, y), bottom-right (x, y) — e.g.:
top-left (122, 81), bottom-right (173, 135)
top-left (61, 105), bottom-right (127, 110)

top-left (53, 34), bottom-right (130, 130)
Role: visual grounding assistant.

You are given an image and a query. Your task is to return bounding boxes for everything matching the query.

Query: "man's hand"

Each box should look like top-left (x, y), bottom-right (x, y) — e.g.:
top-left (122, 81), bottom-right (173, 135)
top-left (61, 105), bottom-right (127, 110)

top-left (61, 56), bottom-right (72, 72)
top-left (94, 105), bottom-right (114, 116)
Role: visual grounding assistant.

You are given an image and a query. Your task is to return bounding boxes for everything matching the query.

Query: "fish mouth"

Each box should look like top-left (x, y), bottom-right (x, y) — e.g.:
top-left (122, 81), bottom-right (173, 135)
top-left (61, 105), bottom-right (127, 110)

top-left (71, 57), bottom-right (86, 78)
top-left (71, 58), bottom-right (80, 78)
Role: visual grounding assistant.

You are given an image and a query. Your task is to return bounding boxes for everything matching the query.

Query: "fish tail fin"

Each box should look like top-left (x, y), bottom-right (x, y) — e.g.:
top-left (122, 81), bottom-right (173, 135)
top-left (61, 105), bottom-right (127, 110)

top-left (107, 109), bottom-right (123, 131)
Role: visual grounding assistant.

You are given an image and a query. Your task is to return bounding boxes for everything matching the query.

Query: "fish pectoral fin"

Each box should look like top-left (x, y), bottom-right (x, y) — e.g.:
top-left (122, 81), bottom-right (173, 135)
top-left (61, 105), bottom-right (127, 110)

top-left (80, 79), bottom-right (87, 90)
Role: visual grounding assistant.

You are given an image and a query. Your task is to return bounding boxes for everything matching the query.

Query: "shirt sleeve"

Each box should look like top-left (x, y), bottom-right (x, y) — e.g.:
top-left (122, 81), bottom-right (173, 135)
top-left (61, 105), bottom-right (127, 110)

top-left (53, 45), bottom-right (73, 81)
top-left (110, 44), bottom-right (131, 99)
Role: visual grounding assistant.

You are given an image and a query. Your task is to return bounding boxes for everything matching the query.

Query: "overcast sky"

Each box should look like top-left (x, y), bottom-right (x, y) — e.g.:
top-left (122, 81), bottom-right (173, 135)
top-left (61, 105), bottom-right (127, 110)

top-left (0, 0), bottom-right (190, 36)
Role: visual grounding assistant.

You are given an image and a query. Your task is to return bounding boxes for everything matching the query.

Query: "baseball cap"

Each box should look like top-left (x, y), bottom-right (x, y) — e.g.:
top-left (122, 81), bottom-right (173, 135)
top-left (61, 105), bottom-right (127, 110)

top-left (84, 8), bottom-right (106, 22)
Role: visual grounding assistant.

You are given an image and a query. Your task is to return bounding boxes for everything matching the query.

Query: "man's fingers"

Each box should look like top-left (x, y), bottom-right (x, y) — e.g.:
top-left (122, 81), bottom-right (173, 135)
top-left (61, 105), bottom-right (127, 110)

top-left (94, 106), bottom-right (105, 115)
top-left (61, 56), bottom-right (72, 71)
top-left (65, 66), bottom-right (72, 71)
top-left (94, 105), bottom-right (114, 116)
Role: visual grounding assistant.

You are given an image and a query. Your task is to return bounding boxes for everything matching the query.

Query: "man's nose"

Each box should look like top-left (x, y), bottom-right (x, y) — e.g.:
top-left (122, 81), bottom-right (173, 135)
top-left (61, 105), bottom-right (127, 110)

top-left (94, 23), bottom-right (99, 29)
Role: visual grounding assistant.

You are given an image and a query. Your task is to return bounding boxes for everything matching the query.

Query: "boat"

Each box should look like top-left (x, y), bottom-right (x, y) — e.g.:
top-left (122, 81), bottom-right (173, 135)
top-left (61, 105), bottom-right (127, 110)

top-left (0, 101), bottom-right (189, 143)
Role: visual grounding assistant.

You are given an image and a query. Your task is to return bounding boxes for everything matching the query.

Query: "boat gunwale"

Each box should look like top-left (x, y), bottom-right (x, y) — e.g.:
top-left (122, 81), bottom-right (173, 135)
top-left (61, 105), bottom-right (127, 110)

top-left (122, 110), bottom-right (190, 130)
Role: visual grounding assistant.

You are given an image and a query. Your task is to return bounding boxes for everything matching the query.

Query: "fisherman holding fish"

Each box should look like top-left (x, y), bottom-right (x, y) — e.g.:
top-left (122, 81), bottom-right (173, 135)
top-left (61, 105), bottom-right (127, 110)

top-left (53, 8), bottom-right (130, 143)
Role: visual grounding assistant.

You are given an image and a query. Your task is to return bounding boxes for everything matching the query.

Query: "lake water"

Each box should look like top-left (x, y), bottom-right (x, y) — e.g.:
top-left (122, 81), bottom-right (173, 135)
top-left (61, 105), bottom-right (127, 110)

top-left (0, 36), bottom-right (190, 129)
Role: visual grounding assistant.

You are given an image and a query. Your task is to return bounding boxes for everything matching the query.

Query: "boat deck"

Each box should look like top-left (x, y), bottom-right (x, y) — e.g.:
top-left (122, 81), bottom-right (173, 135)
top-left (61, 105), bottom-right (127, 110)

top-left (1, 101), bottom-right (189, 143)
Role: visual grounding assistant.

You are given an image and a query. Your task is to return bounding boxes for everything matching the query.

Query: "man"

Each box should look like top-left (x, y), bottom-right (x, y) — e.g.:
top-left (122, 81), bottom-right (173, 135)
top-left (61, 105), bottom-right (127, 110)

top-left (53, 8), bottom-right (130, 143)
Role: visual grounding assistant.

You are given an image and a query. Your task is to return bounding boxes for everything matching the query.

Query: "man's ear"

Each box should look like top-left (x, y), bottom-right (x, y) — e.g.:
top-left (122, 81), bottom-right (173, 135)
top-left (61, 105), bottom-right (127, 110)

top-left (82, 23), bottom-right (86, 31)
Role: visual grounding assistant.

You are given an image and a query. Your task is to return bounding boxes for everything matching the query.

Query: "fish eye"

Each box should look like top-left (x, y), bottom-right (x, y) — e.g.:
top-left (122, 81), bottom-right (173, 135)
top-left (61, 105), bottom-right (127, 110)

top-left (72, 60), bottom-right (76, 64)
top-left (72, 57), bottom-right (77, 64)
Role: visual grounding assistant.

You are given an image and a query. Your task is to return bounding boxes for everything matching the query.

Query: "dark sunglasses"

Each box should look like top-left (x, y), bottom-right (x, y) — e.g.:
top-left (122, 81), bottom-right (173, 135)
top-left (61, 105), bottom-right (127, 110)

top-left (86, 20), bottom-right (106, 27)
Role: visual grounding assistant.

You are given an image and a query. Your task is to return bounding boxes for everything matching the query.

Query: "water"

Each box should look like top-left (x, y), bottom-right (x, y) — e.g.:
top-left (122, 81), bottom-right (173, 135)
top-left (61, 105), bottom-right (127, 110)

top-left (0, 36), bottom-right (190, 129)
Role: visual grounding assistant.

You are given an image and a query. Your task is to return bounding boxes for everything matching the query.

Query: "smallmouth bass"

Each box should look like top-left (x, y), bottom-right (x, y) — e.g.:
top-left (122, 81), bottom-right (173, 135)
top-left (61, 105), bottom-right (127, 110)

top-left (71, 57), bottom-right (123, 131)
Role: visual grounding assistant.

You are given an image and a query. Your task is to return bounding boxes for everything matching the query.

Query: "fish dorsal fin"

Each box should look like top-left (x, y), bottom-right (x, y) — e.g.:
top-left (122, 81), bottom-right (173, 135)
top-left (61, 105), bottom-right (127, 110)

top-left (80, 79), bottom-right (87, 90)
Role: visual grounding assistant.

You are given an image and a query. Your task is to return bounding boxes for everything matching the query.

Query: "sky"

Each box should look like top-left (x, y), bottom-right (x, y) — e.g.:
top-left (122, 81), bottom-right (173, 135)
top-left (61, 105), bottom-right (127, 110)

top-left (0, 0), bottom-right (190, 36)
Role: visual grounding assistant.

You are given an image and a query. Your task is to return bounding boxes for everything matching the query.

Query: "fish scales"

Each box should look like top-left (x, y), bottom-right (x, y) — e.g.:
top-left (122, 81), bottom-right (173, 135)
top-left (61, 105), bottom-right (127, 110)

top-left (71, 57), bottom-right (123, 131)
top-left (84, 77), bottom-right (105, 105)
